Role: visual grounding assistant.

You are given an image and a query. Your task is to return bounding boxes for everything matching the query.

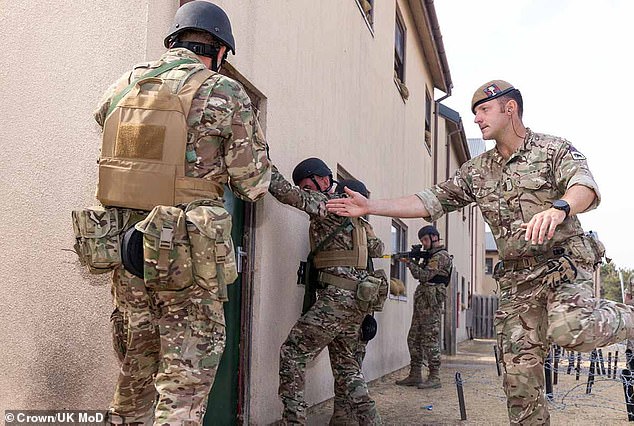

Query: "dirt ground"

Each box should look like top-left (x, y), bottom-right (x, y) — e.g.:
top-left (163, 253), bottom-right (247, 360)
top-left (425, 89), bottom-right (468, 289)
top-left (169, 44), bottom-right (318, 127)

top-left (306, 339), bottom-right (634, 425)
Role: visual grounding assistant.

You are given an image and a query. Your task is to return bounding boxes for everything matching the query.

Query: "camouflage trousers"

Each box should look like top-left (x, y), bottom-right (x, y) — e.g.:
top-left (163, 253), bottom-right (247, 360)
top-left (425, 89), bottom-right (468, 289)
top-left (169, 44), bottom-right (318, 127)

top-left (407, 284), bottom-right (445, 371)
top-left (331, 332), bottom-right (368, 425)
top-left (109, 267), bottom-right (226, 425)
top-left (279, 285), bottom-right (381, 425)
top-left (495, 255), bottom-right (634, 425)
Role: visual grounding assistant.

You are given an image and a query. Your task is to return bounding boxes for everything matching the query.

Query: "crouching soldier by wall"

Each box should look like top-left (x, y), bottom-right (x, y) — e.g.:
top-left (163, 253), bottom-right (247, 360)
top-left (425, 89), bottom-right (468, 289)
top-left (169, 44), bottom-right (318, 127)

top-left (269, 159), bottom-right (387, 425)
top-left (395, 225), bottom-right (452, 389)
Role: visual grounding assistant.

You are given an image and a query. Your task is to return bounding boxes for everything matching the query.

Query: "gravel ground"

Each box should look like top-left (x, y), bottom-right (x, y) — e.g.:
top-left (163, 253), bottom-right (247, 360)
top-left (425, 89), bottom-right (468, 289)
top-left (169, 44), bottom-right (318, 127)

top-left (306, 339), bottom-right (634, 425)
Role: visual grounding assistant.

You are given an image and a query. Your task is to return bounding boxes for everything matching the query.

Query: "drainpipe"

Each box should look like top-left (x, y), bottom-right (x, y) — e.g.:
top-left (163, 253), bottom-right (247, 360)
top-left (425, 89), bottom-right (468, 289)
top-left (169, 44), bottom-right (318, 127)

top-left (443, 127), bottom-right (461, 250)
top-left (432, 93), bottom-right (450, 245)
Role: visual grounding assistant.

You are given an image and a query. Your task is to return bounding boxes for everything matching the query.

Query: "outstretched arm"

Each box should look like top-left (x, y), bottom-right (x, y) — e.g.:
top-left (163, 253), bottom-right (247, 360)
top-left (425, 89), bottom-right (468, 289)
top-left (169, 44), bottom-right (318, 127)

top-left (326, 187), bottom-right (430, 218)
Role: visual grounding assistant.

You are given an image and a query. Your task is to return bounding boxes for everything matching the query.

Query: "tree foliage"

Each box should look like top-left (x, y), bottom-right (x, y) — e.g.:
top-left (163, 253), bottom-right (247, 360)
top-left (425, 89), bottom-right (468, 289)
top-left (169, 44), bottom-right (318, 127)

top-left (600, 262), bottom-right (633, 303)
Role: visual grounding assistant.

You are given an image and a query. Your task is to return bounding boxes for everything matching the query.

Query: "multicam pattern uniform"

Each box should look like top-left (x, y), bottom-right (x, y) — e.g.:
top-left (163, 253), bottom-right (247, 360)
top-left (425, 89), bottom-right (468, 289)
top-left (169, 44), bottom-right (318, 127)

top-left (95, 48), bottom-right (271, 425)
top-left (269, 166), bottom-right (384, 425)
top-left (405, 247), bottom-right (452, 373)
top-left (416, 128), bottom-right (634, 425)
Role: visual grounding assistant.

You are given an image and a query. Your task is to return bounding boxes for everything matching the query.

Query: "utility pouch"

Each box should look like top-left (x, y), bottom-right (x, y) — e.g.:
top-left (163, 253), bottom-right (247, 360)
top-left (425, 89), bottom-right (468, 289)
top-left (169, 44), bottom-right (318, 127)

top-left (71, 206), bottom-right (130, 274)
top-left (368, 269), bottom-right (389, 312)
top-left (135, 205), bottom-right (193, 292)
top-left (185, 201), bottom-right (237, 301)
top-left (356, 276), bottom-right (381, 312)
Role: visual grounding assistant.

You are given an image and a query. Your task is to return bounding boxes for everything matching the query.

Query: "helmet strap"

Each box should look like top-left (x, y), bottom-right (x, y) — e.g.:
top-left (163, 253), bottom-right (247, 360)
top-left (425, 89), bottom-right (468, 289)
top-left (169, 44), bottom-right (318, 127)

top-left (171, 40), bottom-right (225, 71)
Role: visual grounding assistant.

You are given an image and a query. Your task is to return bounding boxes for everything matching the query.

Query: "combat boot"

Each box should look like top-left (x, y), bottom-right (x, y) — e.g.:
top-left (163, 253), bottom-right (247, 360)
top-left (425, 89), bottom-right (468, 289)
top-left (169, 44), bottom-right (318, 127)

top-left (418, 368), bottom-right (441, 389)
top-left (329, 402), bottom-right (356, 426)
top-left (395, 366), bottom-right (423, 387)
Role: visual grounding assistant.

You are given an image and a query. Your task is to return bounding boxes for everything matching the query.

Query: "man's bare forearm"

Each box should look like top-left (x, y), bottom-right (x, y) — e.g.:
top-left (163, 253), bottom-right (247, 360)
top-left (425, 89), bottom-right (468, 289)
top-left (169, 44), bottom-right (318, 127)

top-left (368, 195), bottom-right (429, 218)
top-left (562, 184), bottom-right (596, 216)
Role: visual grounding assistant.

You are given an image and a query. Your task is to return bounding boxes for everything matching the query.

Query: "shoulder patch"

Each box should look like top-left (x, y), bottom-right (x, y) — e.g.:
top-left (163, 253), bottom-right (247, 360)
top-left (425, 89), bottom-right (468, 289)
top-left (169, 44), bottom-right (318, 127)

top-left (569, 145), bottom-right (586, 160)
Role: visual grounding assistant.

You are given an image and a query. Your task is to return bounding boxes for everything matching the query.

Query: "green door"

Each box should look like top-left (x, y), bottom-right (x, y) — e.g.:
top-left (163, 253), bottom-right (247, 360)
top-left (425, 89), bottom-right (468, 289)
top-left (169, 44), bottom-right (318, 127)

top-left (204, 190), bottom-right (244, 425)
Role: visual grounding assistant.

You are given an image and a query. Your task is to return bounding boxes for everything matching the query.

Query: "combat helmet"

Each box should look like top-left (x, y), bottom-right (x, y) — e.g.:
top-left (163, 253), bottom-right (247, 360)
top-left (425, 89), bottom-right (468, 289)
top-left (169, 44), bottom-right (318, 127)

top-left (292, 157), bottom-right (333, 191)
top-left (418, 225), bottom-right (440, 240)
top-left (164, 1), bottom-right (235, 70)
top-left (336, 179), bottom-right (369, 198)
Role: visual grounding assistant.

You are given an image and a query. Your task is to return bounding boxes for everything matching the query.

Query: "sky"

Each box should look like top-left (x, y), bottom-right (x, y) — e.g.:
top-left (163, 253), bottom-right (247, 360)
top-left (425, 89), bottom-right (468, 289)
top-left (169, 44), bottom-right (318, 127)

top-left (434, 0), bottom-right (634, 269)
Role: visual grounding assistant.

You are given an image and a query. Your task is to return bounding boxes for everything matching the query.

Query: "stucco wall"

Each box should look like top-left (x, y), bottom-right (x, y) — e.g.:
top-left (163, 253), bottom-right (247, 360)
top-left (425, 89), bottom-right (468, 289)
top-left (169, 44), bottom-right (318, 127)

top-left (241, 0), bottom-right (438, 421)
top-left (0, 0), bottom-right (462, 424)
top-left (0, 0), bottom-right (179, 413)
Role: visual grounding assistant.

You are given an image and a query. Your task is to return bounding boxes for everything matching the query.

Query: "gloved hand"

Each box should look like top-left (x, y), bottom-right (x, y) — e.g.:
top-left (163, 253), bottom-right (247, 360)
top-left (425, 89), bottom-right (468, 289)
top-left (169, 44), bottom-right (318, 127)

top-left (542, 255), bottom-right (577, 289)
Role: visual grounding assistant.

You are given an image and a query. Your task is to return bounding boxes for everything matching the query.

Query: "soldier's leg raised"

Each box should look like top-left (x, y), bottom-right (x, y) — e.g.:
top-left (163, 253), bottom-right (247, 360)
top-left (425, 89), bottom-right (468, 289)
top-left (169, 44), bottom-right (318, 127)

top-left (496, 274), bottom-right (550, 426)
top-left (328, 314), bottom-right (381, 425)
top-left (109, 268), bottom-right (160, 424)
top-left (154, 291), bottom-right (226, 425)
top-left (547, 260), bottom-right (634, 351)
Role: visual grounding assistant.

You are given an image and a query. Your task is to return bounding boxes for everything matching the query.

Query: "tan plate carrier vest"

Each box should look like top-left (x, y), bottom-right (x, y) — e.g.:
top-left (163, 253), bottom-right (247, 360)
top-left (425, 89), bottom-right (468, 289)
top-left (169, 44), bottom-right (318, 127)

top-left (97, 63), bottom-right (223, 211)
top-left (310, 217), bottom-right (368, 269)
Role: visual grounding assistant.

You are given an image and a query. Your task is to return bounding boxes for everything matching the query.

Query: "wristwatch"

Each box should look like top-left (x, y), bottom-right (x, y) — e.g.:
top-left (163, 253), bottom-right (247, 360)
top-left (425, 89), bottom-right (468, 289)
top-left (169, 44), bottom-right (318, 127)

top-left (552, 199), bottom-right (570, 218)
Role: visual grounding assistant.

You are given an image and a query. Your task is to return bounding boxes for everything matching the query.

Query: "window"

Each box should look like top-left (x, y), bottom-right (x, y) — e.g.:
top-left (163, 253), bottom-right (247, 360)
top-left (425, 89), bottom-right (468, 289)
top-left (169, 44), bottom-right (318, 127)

top-left (355, 0), bottom-right (374, 29)
top-left (424, 89), bottom-right (432, 149)
top-left (394, 10), bottom-right (406, 84)
top-left (390, 219), bottom-right (408, 283)
top-left (485, 257), bottom-right (494, 275)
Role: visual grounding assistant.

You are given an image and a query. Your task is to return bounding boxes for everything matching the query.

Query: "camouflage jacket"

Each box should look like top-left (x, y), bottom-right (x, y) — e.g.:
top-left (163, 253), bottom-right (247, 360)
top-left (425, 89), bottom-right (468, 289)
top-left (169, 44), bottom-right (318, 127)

top-left (269, 166), bottom-right (384, 281)
top-left (407, 246), bottom-right (452, 286)
top-left (94, 48), bottom-right (271, 202)
top-left (416, 129), bottom-right (600, 260)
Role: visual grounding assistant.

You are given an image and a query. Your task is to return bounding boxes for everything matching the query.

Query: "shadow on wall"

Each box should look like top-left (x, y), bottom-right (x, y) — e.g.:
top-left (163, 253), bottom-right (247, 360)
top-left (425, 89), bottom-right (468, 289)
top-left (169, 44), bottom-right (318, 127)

top-left (26, 259), bottom-right (116, 410)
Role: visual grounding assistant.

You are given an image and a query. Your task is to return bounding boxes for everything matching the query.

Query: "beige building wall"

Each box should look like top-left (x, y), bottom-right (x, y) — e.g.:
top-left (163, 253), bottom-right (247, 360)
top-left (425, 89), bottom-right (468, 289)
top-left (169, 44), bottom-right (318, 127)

top-left (483, 250), bottom-right (500, 295)
top-left (0, 0), bottom-right (465, 423)
top-left (0, 0), bottom-right (180, 413)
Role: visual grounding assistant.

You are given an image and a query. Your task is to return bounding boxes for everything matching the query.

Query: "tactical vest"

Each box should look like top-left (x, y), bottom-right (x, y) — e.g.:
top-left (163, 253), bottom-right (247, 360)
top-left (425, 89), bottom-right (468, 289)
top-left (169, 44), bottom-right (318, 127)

top-left (310, 218), bottom-right (368, 269)
top-left (422, 248), bottom-right (452, 285)
top-left (97, 61), bottom-right (223, 211)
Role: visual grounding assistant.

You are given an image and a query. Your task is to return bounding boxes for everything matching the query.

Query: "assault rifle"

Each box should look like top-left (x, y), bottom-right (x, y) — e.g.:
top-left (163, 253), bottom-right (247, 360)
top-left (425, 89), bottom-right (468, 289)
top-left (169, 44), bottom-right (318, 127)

top-left (383, 244), bottom-right (427, 262)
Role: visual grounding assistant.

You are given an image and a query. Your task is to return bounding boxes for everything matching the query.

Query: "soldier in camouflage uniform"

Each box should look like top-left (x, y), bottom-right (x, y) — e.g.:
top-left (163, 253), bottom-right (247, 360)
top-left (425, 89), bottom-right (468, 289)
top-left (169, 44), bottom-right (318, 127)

top-left (396, 225), bottom-right (452, 389)
top-left (269, 159), bottom-right (384, 425)
top-left (327, 80), bottom-right (634, 425)
top-left (94, 2), bottom-right (270, 424)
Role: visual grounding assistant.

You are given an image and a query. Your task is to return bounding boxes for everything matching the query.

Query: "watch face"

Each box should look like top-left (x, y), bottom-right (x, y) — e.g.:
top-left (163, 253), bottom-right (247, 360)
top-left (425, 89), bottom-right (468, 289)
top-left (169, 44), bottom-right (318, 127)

top-left (553, 199), bottom-right (570, 213)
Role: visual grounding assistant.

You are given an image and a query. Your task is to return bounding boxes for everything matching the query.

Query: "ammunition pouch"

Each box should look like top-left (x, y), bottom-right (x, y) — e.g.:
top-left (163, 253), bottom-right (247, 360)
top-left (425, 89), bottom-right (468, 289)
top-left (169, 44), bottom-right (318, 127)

top-left (135, 205), bottom-right (193, 292)
top-left (71, 206), bottom-right (130, 274)
top-left (368, 269), bottom-right (389, 312)
top-left (356, 269), bottom-right (389, 313)
top-left (185, 200), bottom-right (238, 301)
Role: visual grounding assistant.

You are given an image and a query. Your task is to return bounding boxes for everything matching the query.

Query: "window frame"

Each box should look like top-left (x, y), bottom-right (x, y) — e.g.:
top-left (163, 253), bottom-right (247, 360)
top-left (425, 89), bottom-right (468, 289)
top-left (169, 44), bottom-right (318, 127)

top-left (354, 0), bottom-right (375, 33)
top-left (394, 8), bottom-right (406, 84)
top-left (485, 257), bottom-right (494, 275)
top-left (389, 218), bottom-right (408, 301)
top-left (424, 89), bottom-right (432, 151)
